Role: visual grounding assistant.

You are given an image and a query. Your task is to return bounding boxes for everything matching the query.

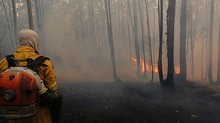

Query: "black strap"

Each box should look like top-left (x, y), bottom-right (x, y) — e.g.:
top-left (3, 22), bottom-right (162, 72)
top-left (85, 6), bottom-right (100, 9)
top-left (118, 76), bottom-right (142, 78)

top-left (35, 50), bottom-right (39, 54)
top-left (6, 55), bottom-right (50, 74)
top-left (34, 56), bottom-right (50, 67)
top-left (27, 56), bottom-right (50, 74)
top-left (26, 58), bottom-right (37, 73)
top-left (6, 55), bottom-right (16, 68)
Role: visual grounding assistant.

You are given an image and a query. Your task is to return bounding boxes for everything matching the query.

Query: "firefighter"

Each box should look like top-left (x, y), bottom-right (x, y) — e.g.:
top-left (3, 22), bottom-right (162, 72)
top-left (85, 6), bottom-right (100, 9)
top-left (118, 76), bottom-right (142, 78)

top-left (0, 29), bottom-right (63, 123)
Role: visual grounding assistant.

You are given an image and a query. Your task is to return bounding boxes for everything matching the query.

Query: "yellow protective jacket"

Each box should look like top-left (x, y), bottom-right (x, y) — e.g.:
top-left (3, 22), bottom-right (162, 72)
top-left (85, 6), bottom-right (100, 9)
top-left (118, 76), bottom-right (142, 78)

top-left (0, 46), bottom-right (58, 92)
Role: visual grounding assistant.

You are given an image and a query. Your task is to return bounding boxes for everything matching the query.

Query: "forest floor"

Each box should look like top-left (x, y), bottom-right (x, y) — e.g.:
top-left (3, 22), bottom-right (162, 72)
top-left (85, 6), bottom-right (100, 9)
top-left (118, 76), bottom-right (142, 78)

top-left (59, 81), bottom-right (220, 123)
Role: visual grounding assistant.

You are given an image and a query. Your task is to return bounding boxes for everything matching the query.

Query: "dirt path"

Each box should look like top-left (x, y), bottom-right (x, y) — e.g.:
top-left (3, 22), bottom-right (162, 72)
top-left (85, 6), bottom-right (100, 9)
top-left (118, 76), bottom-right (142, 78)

top-left (59, 82), bottom-right (220, 123)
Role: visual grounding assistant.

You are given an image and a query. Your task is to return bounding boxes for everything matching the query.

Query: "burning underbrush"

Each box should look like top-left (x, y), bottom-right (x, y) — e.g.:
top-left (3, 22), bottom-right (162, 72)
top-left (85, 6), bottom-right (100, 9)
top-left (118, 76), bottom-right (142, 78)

top-left (131, 57), bottom-right (180, 76)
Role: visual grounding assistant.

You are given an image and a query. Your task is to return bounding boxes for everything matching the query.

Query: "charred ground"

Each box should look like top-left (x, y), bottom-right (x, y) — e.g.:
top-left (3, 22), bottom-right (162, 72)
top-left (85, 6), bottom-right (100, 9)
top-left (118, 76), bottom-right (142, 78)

top-left (59, 81), bottom-right (220, 123)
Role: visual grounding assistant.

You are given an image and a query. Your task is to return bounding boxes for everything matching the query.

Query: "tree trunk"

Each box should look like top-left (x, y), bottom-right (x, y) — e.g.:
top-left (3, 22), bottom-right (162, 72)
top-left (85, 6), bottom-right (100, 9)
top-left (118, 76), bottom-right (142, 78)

top-left (132, 0), bottom-right (141, 75)
top-left (11, 0), bottom-right (17, 45)
top-left (138, 0), bottom-right (147, 78)
top-left (27, 0), bottom-right (34, 30)
top-left (126, 2), bottom-right (132, 58)
top-left (158, 0), bottom-right (164, 85)
top-left (34, 0), bottom-right (44, 44)
top-left (190, 17), bottom-right (194, 79)
top-left (104, 0), bottom-right (120, 81)
top-left (202, 35), bottom-right (205, 80)
top-left (88, 0), bottom-right (96, 46)
top-left (2, 1), bottom-right (15, 50)
top-left (208, 0), bottom-right (214, 84)
top-left (145, 0), bottom-right (154, 82)
top-left (179, 0), bottom-right (187, 81)
top-left (153, 0), bottom-right (157, 81)
top-left (191, 7), bottom-right (197, 80)
top-left (34, 0), bottom-right (41, 33)
top-left (217, 21), bottom-right (220, 83)
top-left (165, 0), bottom-right (176, 87)
top-left (76, 0), bottom-right (86, 46)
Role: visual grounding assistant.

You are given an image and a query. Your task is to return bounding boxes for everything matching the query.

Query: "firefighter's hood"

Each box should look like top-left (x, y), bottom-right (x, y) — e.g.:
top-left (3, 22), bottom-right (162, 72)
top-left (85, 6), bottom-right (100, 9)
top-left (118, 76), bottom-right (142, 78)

top-left (18, 29), bottom-right (39, 52)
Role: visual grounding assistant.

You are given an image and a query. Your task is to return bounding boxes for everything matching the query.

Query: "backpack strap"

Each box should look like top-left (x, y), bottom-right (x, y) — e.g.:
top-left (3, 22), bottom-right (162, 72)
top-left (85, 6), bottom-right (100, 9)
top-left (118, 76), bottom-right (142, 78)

top-left (6, 54), bottom-right (17, 68)
top-left (34, 56), bottom-right (50, 67)
top-left (6, 55), bottom-right (49, 74)
top-left (26, 58), bottom-right (37, 73)
top-left (26, 56), bottom-right (50, 74)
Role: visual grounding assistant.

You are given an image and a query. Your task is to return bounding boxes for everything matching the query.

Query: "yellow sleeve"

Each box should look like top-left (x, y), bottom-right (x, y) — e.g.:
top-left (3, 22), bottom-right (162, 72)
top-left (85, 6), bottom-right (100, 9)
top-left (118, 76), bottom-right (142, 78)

top-left (0, 58), bottom-right (9, 73)
top-left (42, 60), bottom-right (58, 92)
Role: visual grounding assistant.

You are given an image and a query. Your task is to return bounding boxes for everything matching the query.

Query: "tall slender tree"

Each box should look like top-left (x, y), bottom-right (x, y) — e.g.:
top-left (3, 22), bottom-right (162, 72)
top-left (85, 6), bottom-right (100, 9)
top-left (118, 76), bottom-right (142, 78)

top-left (158, 0), bottom-right (164, 85)
top-left (104, 0), bottom-right (120, 81)
top-left (126, 0), bottom-right (132, 58)
top-left (166, 0), bottom-right (176, 87)
top-left (11, 0), bottom-right (17, 45)
top-left (138, 0), bottom-right (147, 78)
top-left (179, 0), bottom-right (187, 81)
top-left (217, 20), bottom-right (220, 83)
top-left (34, 0), bottom-right (44, 43)
top-left (132, 0), bottom-right (141, 75)
top-left (145, 0), bottom-right (154, 82)
top-left (208, 0), bottom-right (214, 84)
top-left (88, 0), bottom-right (96, 47)
top-left (2, 1), bottom-right (15, 50)
top-left (27, 0), bottom-right (34, 30)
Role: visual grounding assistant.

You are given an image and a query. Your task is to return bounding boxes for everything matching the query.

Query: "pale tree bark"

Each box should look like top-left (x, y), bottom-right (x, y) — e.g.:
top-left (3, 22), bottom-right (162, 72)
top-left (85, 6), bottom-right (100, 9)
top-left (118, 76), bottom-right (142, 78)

top-left (27, 0), bottom-right (34, 30)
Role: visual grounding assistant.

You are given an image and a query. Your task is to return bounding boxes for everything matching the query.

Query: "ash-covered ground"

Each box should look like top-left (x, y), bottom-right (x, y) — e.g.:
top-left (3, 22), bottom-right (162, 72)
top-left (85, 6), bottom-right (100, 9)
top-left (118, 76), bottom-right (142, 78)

top-left (59, 81), bottom-right (220, 123)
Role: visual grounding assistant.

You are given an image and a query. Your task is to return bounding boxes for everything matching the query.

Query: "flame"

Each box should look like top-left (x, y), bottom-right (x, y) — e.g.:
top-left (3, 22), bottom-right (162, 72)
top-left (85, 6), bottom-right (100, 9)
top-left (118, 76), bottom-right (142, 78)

top-left (131, 57), bottom-right (158, 74)
top-left (154, 66), bottom-right (159, 73)
top-left (131, 57), bottom-right (180, 75)
top-left (175, 66), bottom-right (180, 75)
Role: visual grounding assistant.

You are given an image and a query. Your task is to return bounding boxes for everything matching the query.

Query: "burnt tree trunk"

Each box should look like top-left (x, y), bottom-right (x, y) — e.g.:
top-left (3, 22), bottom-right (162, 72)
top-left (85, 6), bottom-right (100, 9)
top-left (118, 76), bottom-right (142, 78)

top-left (158, 0), bottom-right (164, 85)
top-left (165, 0), bottom-right (176, 87)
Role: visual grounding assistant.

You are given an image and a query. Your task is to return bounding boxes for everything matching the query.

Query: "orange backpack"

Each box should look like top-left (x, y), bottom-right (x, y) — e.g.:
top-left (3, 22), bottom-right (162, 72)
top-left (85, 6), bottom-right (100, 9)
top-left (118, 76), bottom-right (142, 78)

top-left (0, 55), bottom-right (49, 119)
